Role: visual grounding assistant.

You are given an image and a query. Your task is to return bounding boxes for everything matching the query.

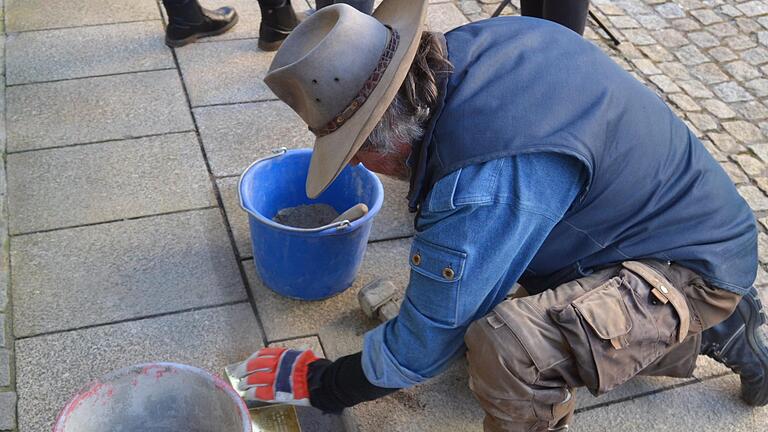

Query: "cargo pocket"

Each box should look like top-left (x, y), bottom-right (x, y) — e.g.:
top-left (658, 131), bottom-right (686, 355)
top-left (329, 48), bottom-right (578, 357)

top-left (404, 236), bottom-right (467, 326)
top-left (548, 262), bottom-right (690, 395)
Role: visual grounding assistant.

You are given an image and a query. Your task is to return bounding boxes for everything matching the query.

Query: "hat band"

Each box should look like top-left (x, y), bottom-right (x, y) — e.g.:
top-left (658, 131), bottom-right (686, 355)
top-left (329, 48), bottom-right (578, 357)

top-left (309, 26), bottom-right (400, 137)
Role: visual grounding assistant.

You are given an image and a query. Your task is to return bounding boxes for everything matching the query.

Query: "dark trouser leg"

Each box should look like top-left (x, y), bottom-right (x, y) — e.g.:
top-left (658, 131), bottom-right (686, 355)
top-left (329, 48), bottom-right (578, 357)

top-left (542, 0), bottom-right (589, 35)
top-left (257, 0), bottom-right (298, 51)
top-left (260, 0), bottom-right (287, 7)
top-left (163, 0), bottom-right (205, 21)
top-left (162, 0), bottom-right (238, 47)
top-left (465, 261), bottom-right (741, 432)
top-left (519, 0), bottom-right (544, 18)
top-left (316, 0), bottom-right (374, 14)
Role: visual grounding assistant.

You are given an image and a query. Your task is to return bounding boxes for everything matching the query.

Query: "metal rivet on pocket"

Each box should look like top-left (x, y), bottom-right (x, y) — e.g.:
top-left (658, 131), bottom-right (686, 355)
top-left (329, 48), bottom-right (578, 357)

top-left (412, 253), bottom-right (421, 266)
top-left (442, 267), bottom-right (455, 280)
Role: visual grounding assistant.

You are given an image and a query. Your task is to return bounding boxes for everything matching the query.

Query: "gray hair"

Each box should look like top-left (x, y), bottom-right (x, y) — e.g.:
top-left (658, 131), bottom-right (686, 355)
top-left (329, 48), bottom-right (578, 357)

top-left (362, 94), bottom-right (429, 154)
top-left (361, 31), bottom-right (453, 155)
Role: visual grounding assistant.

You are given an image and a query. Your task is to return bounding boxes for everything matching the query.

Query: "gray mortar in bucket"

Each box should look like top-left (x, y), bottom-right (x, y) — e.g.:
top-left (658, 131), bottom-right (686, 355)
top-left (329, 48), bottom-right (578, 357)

top-left (272, 203), bottom-right (339, 229)
top-left (53, 363), bottom-right (250, 432)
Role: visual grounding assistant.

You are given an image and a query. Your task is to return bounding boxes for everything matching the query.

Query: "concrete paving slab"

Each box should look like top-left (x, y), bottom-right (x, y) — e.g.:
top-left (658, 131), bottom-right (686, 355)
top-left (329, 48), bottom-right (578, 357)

top-left (0, 132), bottom-right (9, 321)
top-left (195, 101), bottom-right (313, 177)
top-left (15, 303), bottom-right (263, 432)
top-left (0, 392), bottom-right (17, 431)
top-left (11, 209), bottom-right (247, 337)
top-left (427, 2), bottom-right (470, 32)
top-left (7, 132), bottom-right (215, 234)
top-left (0, 349), bottom-right (9, 387)
top-left (0, 314), bottom-right (5, 348)
top-left (244, 238), bottom-right (411, 358)
top-left (0, 73), bottom-right (5, 154)
top-left (269, 336), bottom-right (325, 356)
top-left (357, 357), bottom-right (734, 431)
top-left (218, 173), bottom-right (413, 260)
top-left (7, 70), bottom-right (194, 152)
top-left (6, 0), bottom-right (159, 32)
top-left (370, 175), bottom-right (415, 242)
top-left (176, 38), bottom-right (275, 107)
top-left (218, 176), bottom-right (254, 259)
top-left (575, 374), bottom-right (768, 431)
top-left (6, 21), bottom-right (173, 85)
top-left (348, 359), bottom-right (484, 432)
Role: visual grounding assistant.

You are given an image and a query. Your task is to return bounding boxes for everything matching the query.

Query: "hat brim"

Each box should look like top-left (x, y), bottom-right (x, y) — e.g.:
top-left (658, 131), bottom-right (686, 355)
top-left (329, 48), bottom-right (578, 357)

top-left (305, 0), bottom-right (429, 198)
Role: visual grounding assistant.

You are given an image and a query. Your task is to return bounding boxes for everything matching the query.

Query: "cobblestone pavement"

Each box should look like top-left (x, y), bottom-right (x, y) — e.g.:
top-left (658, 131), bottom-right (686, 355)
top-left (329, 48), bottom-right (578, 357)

top-left (2, 0), bottom-right (768, 431)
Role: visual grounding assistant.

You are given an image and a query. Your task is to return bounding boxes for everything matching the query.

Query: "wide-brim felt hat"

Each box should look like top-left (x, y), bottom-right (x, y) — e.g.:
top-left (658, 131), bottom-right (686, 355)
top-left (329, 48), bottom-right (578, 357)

top-left (264, 0), bottom-right (429, 198)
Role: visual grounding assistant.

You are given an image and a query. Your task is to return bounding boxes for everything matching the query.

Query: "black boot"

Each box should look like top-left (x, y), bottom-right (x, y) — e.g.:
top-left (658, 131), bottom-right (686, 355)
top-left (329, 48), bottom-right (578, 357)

top-left (163, 0), bottom-right (239, 48)
top-left (701, 287), bottom-right (768, 406)
top-left (258, 0), bottom-right (299, 51)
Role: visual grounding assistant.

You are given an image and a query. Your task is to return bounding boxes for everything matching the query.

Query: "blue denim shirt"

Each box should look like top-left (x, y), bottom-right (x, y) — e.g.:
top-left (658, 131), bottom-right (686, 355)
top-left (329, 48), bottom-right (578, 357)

top-left (362, 153), bottom-right (585, 388)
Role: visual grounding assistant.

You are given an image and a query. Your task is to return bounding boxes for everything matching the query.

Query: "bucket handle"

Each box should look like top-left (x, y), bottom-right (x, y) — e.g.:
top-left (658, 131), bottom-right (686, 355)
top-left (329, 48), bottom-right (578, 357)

top-left (238, 148), bottom-right (353, 233)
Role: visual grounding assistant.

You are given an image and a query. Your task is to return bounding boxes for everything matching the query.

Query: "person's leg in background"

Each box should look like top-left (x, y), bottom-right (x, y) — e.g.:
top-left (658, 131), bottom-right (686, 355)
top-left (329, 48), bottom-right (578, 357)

top-left (162, 0), bottom-right (238, 47)
top-left (542, 0), bottom-right (589, 35)
top-left (256, 0), bottom-right (374, 52)
top-left (316, 0), bottom-right (375, 14)
top-left (519, 0), bottom-right (589, 35)
top-left (464, 261), bottom-right (762, 432)
top-left (257, 0), bottom-right (299, 51)
top-left (519, 0), bottom-right (544, 19)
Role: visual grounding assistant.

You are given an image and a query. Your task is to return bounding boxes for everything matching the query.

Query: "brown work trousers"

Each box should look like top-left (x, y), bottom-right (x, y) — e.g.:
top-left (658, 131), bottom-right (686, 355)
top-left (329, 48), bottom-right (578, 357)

top-left (465, 261), bottom-right (742, 432)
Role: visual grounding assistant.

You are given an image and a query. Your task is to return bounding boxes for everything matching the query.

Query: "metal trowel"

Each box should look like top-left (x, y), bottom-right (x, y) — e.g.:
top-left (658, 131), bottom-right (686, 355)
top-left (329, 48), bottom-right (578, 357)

top-left (224, 363), bottom-right (302, 432)
top-left (331, 203), bottom-right (369, 224)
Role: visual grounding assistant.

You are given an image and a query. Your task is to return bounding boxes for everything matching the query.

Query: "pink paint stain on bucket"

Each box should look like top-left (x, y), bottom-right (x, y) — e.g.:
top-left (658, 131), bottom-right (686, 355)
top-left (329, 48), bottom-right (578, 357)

top-left (53, 363), bottom-right (251, 432)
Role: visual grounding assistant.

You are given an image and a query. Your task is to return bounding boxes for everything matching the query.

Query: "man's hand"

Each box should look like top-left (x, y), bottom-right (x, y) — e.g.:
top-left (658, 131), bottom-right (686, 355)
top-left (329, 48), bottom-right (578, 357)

top-left (233, 347), bottom-right (319, 407)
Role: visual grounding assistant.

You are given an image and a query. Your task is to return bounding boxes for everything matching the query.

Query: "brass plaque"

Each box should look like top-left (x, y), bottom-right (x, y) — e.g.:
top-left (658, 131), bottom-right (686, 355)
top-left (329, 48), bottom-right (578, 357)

top-left (224, 363), bottom-right (302, 432)
top-left (249, 405), bottom-right (302, 432)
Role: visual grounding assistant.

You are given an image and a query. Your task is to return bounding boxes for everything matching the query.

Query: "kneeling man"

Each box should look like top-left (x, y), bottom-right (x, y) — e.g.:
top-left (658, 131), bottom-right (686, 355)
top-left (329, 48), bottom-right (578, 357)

top-left (236, 1), bottom-right (768, 430)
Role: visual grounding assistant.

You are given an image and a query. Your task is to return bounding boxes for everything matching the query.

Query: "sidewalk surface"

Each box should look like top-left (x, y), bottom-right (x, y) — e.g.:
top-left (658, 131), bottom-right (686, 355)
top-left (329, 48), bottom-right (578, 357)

top-left (1, 0), bottom-right (768, 430)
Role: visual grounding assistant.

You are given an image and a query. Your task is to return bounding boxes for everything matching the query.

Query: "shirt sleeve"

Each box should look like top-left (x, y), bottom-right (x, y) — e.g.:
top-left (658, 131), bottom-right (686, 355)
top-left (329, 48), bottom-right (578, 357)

top-left (362, 153), bottom-right (586, 388)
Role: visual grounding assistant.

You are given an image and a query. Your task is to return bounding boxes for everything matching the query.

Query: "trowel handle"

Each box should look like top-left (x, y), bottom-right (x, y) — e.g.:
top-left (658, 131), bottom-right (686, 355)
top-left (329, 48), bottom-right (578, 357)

top-left (332, 203), bottom-right (369, 224)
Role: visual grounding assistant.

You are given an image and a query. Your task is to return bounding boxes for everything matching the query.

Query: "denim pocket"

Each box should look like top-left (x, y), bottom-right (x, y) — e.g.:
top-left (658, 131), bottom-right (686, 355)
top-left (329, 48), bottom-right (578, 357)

top-left (404, 236), bottom-right (467, 325)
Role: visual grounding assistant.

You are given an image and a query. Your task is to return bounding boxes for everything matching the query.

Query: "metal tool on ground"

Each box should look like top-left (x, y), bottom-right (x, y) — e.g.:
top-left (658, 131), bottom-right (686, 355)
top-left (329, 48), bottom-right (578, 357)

top-left (331, 203), bottom-right (369, 224)
top-left (224, 363), bottom-right (302, 432)
top-left (358, 278), bottom-right (400, 322)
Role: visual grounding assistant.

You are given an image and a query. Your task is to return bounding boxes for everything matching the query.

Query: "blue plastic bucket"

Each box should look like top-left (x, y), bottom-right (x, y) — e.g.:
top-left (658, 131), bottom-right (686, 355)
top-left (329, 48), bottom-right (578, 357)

top-left (239, 148), bottom-right (384, 300)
